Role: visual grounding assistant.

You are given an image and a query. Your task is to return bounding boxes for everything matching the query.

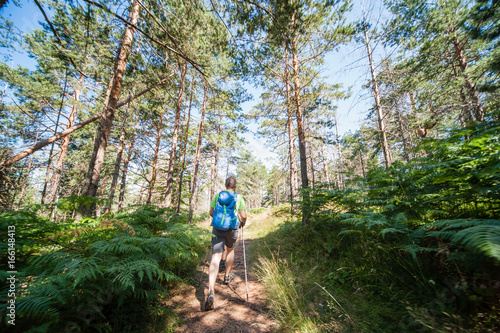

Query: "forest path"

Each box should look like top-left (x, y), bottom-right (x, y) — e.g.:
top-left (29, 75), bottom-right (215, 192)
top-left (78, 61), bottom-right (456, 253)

top-left (163, 210), bottom-right (279, 332)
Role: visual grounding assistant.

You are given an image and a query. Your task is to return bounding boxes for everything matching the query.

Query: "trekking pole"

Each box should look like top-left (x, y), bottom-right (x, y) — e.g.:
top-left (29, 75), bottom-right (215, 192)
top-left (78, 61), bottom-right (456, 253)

top-left (241, 226), bottom-right (249, 302)
top-left (239, 230), bottom-right (242, 262)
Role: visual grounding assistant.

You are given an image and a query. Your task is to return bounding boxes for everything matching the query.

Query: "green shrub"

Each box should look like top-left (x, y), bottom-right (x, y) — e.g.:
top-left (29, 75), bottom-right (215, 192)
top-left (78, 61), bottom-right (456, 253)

top-left (0, 203), bottom-right (210, 332)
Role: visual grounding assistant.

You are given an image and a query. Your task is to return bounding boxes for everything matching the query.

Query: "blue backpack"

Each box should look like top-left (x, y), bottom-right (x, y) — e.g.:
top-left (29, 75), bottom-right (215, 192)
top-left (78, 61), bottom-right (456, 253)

top-left (212, 191), bottom-right (239, 231)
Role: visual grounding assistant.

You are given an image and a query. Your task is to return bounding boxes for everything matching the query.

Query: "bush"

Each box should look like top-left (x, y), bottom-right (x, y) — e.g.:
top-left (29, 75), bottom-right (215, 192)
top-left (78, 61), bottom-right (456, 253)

top-left (0, 203), bottom-right (210, 332)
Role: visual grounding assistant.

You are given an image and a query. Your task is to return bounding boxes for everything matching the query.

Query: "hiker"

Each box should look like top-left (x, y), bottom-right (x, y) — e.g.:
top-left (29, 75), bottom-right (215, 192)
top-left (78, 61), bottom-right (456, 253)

top-left (205, 176), bottom-right (247, 311)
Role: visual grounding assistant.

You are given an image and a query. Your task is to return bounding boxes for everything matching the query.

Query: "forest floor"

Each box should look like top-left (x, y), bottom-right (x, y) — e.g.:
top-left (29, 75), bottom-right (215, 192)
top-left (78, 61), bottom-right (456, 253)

top-left (163, 210), bottom-right (279, 332)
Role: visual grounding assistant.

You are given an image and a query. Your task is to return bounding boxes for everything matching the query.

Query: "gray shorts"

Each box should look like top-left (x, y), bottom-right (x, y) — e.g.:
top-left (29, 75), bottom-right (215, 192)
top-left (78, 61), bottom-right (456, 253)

top-left (211, 228), bottom-right (239, 254)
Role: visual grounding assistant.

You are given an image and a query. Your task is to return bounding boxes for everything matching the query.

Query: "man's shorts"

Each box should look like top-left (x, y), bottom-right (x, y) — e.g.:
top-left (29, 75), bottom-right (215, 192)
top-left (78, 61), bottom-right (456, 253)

top-left (211, 228), bottom-right (239, 254)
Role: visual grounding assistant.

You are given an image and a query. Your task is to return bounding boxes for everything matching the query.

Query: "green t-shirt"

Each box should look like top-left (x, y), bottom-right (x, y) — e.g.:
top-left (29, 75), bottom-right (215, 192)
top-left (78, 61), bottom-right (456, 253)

top-left (210, 190), bottom-right (246, 212)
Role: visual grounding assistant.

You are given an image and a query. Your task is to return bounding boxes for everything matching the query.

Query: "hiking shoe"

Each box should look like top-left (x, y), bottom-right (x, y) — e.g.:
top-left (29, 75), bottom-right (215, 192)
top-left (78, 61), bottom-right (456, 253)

top-left (219, 259), bottom-right (226, 273)
top-left (224, 273), bottom-right (235, 285)
top-left (204, 292), bottom-right (214, 311)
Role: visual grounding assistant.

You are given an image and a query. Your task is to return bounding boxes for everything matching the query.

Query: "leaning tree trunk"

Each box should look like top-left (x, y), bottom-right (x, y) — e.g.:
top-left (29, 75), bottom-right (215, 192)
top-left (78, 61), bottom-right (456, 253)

top-left (163, 61), bottom-right (187, 208)
top-left (0, 77), bottom-right (165, 170)
top-left (45, 80), bottom-right (82, 204)
top-left (188, 80), bottom-right (207, 224)
top-left (82, 0), bottom-right (140, 211)
top-left (175, 71), bottom-right (195, 213)
top-left (364, 28), bottom-right (392, 168)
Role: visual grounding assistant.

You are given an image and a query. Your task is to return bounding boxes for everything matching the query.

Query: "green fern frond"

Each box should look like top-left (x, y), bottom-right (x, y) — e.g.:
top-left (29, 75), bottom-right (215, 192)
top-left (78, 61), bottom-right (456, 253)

top-left (379, 228), bottom-right (407, 238)
top-left (338, 230), bottom-right (362, 236)
top-left (451, 225), bottom-right (500, 261)
top-left (15, 295), bottom-right (59, 321)
top-left (402, 244), bottom-right (440, 259)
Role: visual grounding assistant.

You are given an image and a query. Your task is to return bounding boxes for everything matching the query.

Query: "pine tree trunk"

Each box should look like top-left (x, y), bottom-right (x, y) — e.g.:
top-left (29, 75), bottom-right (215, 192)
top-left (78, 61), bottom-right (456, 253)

top-left (147, 114), bottom-right (163, 204)
top-left (364, 29), bottom-right (392, 168)
top-left (225, 148), bottom-right (231, 179)
top-left (285, 56), bottom-right (298, 207)
top-left (104, 110), bottom-right (129, 213)
top-left (291, 33), bottom-right (310, 223)
top-left (188, 80), bottom-right (208, 224)
top-left (41, 74), bottom-right (69, 204)
top-left (334, 112), bottom-right (345, 188)
top-left (320, 143), bottom-right (331, 188)
top-left (309, 149), bottom-right (315, 188)
top-left (359, 152), bottom-right (366, 178)
top-left (175, 71), bottom-right (195, 213)
top-left (210, 114), bottom-right (222, 200)
top-left (82, 0), bottom-right (140, 211)
top-left (45, 82), bottom-right (81, 204)
top-left (163, 61), bottom-right (188, 207)
top-left (396, 107), bottom-right (411, 162)
top-left (117, 120), bottom-right (138, 211)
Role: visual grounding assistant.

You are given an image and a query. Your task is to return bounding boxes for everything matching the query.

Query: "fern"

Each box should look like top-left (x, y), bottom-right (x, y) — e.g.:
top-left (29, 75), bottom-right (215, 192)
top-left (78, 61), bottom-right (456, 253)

top-left (451, 225), bottom-right (500, 261)
top-left (0, 204), bottom-right (209, 332)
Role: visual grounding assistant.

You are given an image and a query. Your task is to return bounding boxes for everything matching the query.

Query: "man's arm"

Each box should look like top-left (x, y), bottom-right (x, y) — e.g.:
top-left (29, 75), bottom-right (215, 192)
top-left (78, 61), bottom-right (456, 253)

top-left (239, 209), bottom-right (247, 227)
top-left (209, 207), bottom-right (214, 217)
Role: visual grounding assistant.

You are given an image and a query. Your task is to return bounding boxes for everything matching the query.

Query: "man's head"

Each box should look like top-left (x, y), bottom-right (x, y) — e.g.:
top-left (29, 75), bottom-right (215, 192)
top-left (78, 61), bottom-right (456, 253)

top-left (225, 177), bottom-right (237, 190)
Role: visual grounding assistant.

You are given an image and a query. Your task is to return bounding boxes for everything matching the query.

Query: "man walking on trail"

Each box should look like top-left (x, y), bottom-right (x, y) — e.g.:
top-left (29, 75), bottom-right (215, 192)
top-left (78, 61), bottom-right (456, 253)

top-left (205, 176), bottom-right (247, 311)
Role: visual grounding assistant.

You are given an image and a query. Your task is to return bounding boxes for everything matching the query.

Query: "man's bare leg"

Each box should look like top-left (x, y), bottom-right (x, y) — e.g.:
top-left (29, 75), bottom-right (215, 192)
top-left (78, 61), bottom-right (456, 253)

top-left (208, 252), bottom-right (223, 293)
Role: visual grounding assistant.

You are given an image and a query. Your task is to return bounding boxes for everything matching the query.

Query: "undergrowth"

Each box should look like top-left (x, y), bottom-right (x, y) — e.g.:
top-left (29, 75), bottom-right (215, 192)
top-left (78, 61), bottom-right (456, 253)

top-left (0, 203), bottom-right (210, 332)
top-left (253, 121), bottom-right (500, 332)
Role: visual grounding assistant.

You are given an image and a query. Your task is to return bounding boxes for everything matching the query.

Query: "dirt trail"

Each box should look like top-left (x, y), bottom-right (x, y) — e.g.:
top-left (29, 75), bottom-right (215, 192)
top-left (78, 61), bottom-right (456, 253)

top-left (164, 211), bottom-right (278, 332)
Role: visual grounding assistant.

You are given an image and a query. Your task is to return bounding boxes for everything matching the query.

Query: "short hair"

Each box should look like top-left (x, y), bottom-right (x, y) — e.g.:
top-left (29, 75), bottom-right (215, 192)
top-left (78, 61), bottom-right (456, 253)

top-left (225, 177), bottom-right (236, 189)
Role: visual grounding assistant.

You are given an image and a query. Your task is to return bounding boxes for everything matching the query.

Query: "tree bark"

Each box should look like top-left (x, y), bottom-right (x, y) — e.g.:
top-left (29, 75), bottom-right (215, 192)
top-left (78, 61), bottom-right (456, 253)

top-left (45, 81), bottom-right (82, 204)
top-left (175, 71), bottom-right (195, 213)
top-left (82, 0), bottom-right (140, 207)
top-left (163, 61), bottom-right (187, 207)
top-left (364, 29), bottom-right (392, 168)
top-left (188, 80), bottom-right (208, 224)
